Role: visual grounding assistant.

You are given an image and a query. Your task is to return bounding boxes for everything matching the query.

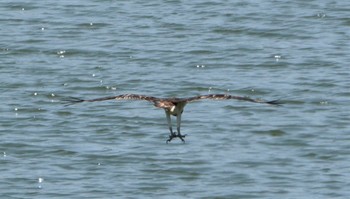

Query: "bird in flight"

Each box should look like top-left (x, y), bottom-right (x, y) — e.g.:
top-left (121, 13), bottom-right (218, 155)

top-left (65, 94), bottom-right (280, 143)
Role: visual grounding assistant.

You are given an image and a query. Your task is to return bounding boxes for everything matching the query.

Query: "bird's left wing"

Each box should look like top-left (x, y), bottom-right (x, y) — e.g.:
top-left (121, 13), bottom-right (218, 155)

top-left (185, 94), bottom-right (281, 105)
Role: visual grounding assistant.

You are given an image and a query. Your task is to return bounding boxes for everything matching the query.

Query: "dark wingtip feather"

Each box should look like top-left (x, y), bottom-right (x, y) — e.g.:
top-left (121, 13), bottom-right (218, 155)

top-left (61, 97), bottom-right (85, 106)
top-left (266, 99), bottom-right (283, 106)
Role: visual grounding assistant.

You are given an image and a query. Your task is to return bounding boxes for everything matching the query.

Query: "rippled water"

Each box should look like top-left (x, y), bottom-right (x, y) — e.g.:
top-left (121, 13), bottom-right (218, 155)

top-left (1, 1), bottom-right (350, 198)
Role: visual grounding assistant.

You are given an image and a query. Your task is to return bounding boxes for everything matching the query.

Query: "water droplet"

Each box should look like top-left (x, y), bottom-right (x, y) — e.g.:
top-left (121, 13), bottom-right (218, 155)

top-left (57, 50), bottom-right (66, 55)
top-left (274, 55), bottom-right (281, 62)
top-left (317, 12), bottom-right (326, 18)
top-left (320, 101), bottom-right (328, 105)
top-left (37, 177), bottom-right (44, 189)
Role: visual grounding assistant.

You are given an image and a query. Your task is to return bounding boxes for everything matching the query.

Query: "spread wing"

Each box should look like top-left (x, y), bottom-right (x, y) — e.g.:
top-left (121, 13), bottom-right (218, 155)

top-left (63, 93), bottom-right (281, 106)
top-left (63, 94), bottom-right (160, 106)
top-left (185, 94), bottom-right (281, 105)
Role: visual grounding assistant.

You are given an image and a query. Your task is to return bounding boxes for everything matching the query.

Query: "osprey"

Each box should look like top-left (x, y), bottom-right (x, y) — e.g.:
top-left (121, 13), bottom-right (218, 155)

top-left (65, 94), bottom-right (280, 143)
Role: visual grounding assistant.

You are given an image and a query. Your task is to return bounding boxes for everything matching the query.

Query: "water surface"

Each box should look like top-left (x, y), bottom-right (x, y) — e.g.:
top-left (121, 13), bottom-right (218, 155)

top-left (1, 1), bottom-right (350, 198)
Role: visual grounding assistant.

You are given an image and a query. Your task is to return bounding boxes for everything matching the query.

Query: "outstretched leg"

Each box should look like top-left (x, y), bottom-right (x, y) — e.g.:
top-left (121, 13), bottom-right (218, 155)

top-left (165, 111), bottom-right (174, 134)
top-left (165, 111), bottom-right (175, 143)
top-left (165, 111), bottom-right (186, 143)
top-left (176, 112), bottom-right (186, 142)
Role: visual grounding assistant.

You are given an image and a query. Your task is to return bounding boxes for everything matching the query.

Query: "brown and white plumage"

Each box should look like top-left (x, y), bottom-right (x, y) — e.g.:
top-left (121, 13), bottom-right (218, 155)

top-left (65, 94), bottom-right (280, 143)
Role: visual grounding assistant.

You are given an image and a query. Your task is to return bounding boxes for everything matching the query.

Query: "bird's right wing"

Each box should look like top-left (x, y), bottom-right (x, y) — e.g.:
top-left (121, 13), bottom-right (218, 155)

top-left (63, 94), bottom-right (160, 106)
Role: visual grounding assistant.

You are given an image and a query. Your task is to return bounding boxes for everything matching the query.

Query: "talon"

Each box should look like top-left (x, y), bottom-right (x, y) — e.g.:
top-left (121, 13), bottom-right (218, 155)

top-left (165, 133), bottom-right (186, 143)
top-left (177, 133), bottom-right (186, 143)
top-left (176, 133), bottom-right (186, 138)
top-left (166, 134), bottom-right (175, 143)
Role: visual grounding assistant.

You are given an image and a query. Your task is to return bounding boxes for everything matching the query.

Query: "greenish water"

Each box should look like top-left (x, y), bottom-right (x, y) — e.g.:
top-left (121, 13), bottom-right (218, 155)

top-left (1, 1), bottom-right (350, 198)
